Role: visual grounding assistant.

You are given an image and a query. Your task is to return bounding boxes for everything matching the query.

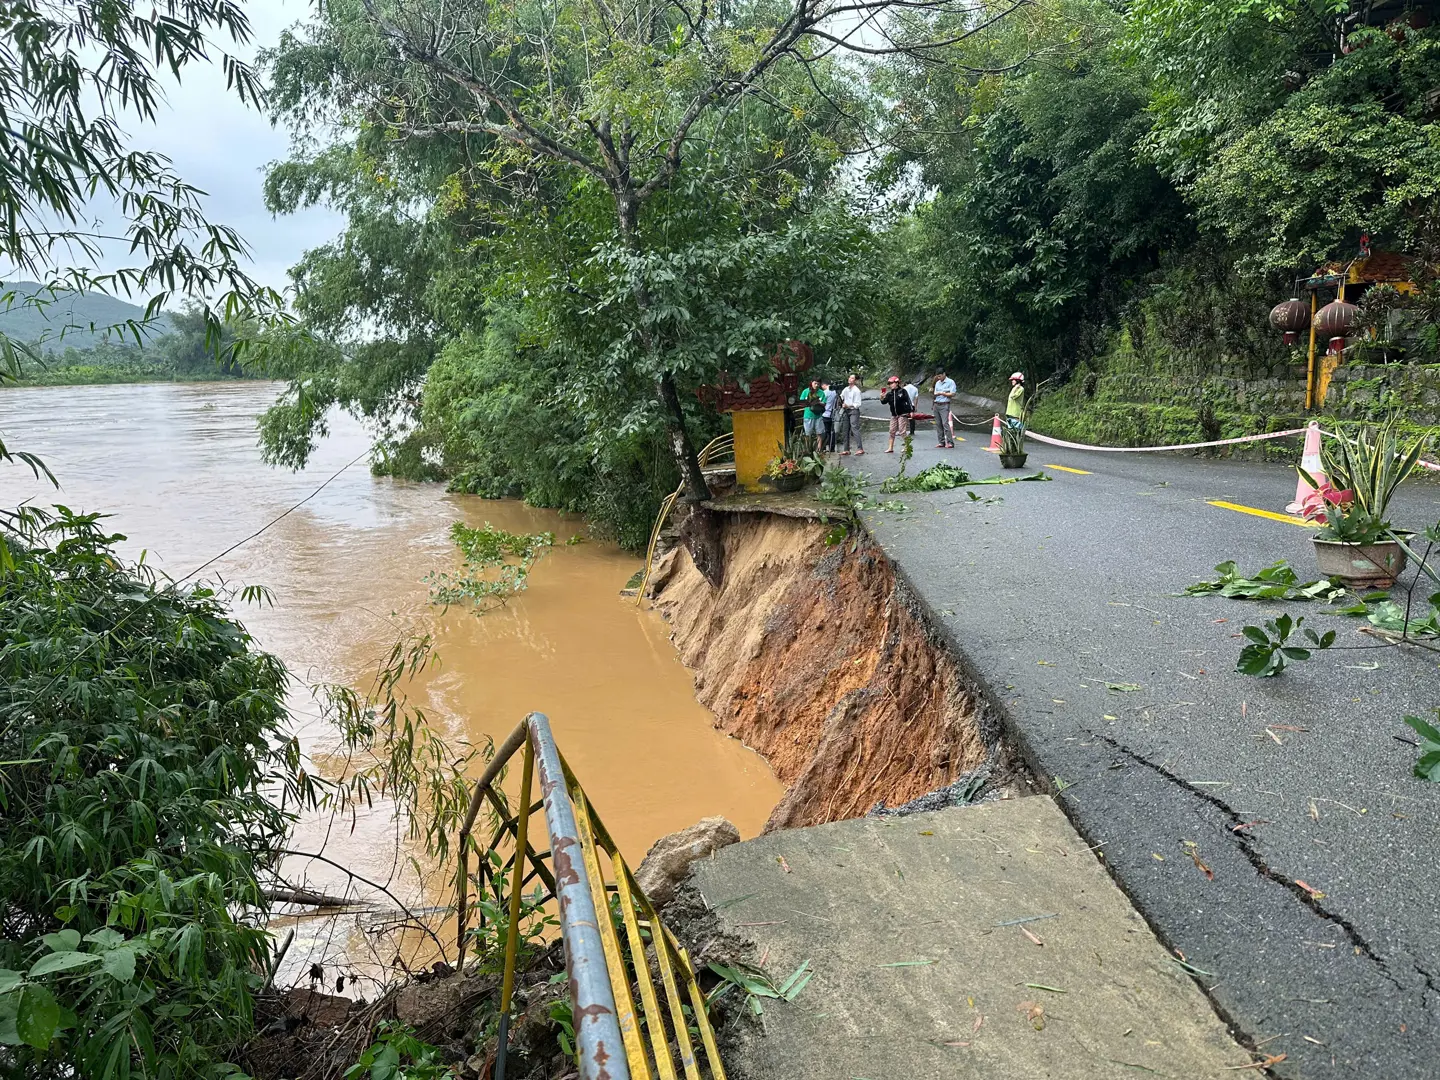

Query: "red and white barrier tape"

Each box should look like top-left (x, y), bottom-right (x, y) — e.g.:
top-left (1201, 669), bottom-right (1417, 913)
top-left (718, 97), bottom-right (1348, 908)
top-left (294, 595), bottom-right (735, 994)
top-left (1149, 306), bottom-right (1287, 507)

top-left (1023, 427), bottom-right (1308, 453)
top-left (1319, 426), bottom-right (1440, 473)
top-left (925, 411), bottom-right (1440, 472)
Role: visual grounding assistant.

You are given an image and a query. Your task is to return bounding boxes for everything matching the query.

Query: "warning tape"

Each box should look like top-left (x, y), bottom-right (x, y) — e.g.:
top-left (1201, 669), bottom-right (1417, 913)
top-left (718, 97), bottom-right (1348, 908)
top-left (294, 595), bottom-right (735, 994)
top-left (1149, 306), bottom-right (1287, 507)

top-left (1023, 427), bottom-right (1308, 453)
top-left (887, 407), bottom-right (1440, 472)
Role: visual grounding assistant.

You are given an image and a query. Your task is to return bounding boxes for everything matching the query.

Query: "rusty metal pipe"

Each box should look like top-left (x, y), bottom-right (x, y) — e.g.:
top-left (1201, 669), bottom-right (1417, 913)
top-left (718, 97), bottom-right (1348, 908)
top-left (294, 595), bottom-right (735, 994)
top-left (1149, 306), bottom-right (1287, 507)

top-left (528, 713), bottom-right (628, 1080)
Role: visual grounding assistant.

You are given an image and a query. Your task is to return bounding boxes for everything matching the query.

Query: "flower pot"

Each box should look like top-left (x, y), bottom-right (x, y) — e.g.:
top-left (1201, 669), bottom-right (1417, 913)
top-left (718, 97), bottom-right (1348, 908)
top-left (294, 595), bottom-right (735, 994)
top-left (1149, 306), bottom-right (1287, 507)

top-left (999, 453), bottom-right (1028, 470)
top-left (1312, 537), bottom-right (1407, 588)
top-left (769, 472), bottom-right (806, 493)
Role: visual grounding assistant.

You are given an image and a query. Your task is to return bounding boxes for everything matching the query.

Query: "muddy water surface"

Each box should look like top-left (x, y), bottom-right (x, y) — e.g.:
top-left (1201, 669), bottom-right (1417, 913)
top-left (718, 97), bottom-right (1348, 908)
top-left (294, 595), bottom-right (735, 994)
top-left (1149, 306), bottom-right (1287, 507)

top-left (0, 381), bottom-right (780, 977)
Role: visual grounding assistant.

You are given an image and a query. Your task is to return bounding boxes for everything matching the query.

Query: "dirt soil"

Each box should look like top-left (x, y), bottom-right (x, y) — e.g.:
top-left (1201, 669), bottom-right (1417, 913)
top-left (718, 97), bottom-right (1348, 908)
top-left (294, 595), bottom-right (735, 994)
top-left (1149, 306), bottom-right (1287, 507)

top-left (650, 512), bottom-right (992, 831)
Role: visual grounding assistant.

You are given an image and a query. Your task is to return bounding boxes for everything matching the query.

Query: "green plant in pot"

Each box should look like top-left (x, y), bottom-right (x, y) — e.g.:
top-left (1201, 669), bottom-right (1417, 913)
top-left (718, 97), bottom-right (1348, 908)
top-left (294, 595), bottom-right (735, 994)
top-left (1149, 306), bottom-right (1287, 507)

top-left (999, 418), bottom-right (1027, 469)
top-left (763, 429), bottom-right (823, 492)
top-left (1300, 421), bottom-right (1426, 587)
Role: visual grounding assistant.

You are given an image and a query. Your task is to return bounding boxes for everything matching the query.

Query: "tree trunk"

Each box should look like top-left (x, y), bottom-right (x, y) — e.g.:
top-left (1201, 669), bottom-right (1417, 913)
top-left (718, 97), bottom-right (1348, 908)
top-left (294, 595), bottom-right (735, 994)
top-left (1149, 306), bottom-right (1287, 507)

top-left (658, 369), bottom-right (724, 589)
top-left (616, 190), bottom-right (724, 588)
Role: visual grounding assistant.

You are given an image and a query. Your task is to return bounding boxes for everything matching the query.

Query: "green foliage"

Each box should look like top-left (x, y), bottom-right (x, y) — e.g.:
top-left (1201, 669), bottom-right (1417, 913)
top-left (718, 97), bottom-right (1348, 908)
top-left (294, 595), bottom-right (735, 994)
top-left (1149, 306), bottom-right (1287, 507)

top-left (818, 467), bottom-right (869, 509)
top-left (1236, 613), bottom-right (1335, 677)
top-left (425, 522), bottom-right (555, 613)
top-left (873, 0), bottom-right (1191, 378)
top-left (880, 462), bottom-right (972, 493)
top-left (706, 960), bottom-right (813, 1017)
top-left (0, 0), bottom-right (282, 379)
top-left (1403, 711), bottom-right (1440, 781)
top-left (1186, 560), bottom-right (1346, 602)
top-left (1316, 421), bottom-right (1428, 531)
top-left (345, 1022), bottom-right (457, 1080)
top-left (1000, 420), bottom-right (1026, 457)
top-left (0, 506), bottom-right (303, 1078)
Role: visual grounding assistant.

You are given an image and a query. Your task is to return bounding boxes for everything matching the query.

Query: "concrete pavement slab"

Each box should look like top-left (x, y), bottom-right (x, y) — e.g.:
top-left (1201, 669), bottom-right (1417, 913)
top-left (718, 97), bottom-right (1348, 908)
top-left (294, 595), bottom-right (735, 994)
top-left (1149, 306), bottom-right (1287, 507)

top-left (693, 796), bottom-right (1247, 1079)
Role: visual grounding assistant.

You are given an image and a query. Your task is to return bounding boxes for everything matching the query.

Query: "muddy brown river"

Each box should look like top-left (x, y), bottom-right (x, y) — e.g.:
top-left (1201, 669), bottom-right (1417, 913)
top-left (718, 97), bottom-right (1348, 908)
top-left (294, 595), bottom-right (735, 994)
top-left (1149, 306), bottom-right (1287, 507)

top-left (0, 381), bottom-right (780, 984)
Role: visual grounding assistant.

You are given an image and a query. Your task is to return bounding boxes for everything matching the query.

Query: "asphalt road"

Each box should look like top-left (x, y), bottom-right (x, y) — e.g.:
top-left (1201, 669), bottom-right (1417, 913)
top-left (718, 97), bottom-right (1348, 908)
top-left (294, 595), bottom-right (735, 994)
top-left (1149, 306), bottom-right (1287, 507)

top-left (843, 399), bottom-right (1440, 1078)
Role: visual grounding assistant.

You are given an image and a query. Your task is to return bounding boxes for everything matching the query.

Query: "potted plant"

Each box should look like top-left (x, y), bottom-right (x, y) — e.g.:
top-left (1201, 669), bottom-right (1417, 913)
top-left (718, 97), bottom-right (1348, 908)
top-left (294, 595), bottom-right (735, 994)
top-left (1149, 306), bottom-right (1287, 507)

top-left (1300, 421), bottom-right (1426, 587)
top-left (999, 418), bottom-right (1027, 469)
top-left (763, 430), bottom-right (823, 492)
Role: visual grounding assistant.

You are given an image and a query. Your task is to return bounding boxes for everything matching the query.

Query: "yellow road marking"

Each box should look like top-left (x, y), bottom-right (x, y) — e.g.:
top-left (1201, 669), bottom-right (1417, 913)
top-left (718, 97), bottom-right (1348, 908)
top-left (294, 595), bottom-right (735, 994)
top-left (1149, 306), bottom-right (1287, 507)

top-left (1043, 464), bottom-right (1091, 475)
top-left (1207, 500), bottom-right (1315, 527)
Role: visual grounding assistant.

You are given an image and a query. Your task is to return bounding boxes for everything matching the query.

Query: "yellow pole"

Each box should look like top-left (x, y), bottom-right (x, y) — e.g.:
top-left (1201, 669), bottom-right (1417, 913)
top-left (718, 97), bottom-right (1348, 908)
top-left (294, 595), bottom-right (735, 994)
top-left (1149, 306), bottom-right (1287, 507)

top-left (1305, 291), bottom-right (1317, 411)
top-left (498, 740), bottom-right (535, 1017)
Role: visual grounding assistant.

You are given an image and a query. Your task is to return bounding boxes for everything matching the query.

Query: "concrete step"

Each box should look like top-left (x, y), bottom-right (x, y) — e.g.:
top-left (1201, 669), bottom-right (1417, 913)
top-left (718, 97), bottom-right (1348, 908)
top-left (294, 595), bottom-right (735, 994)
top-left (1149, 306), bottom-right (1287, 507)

top-left (692, 796), bottom-right (1250, 1079)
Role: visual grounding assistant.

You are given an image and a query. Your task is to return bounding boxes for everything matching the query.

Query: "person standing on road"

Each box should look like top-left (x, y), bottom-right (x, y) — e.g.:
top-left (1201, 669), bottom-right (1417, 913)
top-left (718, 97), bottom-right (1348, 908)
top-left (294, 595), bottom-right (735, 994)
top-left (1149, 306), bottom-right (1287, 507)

top-left (821, 379), bottom-right (838, 452)
top-left (1006, 372), bottom-right (1026, 431)
top-left (839, 374), bottom-right (865, 455)
top-left (880, 375), bottom-right (913, 454)
top-left (933, 369), bottom-right (956, 448)
top-left (903, 379), bottom-right (920, 438)
top-left (800, 377), bottom-right (827, 454)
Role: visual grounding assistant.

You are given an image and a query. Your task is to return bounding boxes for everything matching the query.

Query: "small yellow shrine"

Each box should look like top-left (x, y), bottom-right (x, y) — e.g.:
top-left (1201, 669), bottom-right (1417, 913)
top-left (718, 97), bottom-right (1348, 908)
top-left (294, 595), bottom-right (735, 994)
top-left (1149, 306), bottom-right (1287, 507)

top-left (712, 341), bottom-right (814, 491)
top-left (1281, 248), bottom-right (1419, 408)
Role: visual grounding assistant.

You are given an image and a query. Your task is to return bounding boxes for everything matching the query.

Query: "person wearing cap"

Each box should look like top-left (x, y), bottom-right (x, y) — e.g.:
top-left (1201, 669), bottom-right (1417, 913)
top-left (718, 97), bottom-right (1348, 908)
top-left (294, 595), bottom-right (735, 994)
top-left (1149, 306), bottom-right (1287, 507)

top-left (1006, 371), bottom-right (1026, 427)
top-left (932, 368), bottom-right (956, 448)
top-left (838, 374), bottom-right (865, 455)
top-left (880, 375), bottom-right (914, 453)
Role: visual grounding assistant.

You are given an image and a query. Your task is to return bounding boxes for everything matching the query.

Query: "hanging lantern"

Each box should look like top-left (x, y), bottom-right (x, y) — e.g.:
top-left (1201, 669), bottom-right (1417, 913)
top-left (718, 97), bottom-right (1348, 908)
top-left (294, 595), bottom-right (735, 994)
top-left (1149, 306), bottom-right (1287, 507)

top-left (1268, 298), bottom-right (1311, 345)
top-left (1314, 299), bottom-right (1359, 339)
top-left (1328, 336), bottom-right (1346, 355)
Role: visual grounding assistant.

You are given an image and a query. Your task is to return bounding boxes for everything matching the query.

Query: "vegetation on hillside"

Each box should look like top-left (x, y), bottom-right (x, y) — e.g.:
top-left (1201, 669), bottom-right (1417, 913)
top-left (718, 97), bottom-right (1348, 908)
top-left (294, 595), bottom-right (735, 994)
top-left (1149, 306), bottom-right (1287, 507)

top-left (258, 0), bottom-right (1440, 536)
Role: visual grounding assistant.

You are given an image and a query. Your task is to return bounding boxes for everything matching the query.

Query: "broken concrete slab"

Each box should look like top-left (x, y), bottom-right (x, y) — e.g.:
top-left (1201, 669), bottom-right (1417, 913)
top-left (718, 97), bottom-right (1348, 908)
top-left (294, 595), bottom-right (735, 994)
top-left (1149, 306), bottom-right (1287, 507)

top-left (692, 795), bottom-right (1248, 1079)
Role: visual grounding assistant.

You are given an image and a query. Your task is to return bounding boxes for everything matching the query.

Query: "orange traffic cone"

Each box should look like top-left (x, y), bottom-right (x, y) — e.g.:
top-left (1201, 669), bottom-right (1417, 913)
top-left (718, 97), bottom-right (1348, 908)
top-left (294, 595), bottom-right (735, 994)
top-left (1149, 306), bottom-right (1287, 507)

top-left (988, 414), bottom-right (1002, 453)
top-left (1286, 421), bottom-right (1326, 513)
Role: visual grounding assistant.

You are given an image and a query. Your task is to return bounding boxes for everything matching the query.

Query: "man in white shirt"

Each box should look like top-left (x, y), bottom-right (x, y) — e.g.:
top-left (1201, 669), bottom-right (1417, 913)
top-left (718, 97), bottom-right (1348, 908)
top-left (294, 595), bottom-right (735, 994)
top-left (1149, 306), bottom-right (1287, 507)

top-left (933, 368), bottom-right (957, 448)
top-left (838, 374), bottom-right (865, 455)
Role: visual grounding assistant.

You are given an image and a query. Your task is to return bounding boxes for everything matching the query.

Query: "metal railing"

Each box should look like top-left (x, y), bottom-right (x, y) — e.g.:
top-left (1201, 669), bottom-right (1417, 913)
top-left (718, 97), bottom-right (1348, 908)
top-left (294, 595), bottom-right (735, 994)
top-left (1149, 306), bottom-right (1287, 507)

top-left (635, 432), bottom-right (734, 604)
top-left (456, 713), bottom-right (728, 1080)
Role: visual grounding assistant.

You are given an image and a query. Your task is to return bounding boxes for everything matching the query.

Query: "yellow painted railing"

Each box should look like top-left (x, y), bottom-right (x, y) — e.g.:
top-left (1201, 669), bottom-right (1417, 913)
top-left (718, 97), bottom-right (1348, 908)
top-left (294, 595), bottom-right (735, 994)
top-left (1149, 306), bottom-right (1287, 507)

top-left (456, 714), bottom-right (727, 1080)
top-left (634, 433), bottom-right (734, 604)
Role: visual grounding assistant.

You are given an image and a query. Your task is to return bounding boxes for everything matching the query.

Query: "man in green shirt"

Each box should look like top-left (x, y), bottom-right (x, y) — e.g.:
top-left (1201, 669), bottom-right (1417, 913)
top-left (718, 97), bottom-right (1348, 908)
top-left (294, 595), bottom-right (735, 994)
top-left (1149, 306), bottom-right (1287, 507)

top-left (800, 378), bottom-right (827, 453)
top-left (1006, 372), bottom-right (1026, 427)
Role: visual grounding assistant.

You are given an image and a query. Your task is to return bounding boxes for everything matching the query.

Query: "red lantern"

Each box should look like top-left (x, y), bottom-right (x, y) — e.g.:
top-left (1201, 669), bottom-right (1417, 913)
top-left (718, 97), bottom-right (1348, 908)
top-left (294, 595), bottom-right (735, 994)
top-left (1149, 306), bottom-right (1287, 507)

top-left (1315, 300), bottom-right (1358, 338)
top-left (1328, 336), bottom-right (1346, 355)
top-left (1268, 298), bottom-right (1311, 345)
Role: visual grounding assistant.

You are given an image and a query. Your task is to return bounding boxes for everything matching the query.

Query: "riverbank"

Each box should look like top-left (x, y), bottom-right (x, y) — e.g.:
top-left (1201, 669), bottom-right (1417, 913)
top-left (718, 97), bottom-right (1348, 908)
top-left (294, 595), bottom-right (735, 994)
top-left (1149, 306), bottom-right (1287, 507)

top-left (0, 380), bottom-right (782, 990)
top-left (648, 511), bottom-right (1016, 830)
top-left (7, 366), bottom-right (261, 386)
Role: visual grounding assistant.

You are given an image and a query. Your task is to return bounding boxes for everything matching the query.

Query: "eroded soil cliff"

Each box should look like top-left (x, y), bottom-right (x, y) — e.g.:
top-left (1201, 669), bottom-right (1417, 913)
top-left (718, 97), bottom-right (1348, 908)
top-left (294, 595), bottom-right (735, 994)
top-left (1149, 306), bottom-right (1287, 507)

top-left (650, 512), bottom-right (989, 831)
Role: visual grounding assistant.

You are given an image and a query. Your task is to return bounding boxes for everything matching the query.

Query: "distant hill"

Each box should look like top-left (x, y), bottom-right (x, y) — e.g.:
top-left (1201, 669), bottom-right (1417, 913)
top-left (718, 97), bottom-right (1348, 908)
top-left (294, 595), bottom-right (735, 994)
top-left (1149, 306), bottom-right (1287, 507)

top-left (0, 281), bottom-right (173, 351)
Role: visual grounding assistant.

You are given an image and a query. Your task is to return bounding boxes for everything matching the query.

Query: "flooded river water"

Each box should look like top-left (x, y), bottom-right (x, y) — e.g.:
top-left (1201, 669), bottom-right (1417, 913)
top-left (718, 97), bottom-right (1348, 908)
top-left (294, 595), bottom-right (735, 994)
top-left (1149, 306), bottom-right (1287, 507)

top-left (0, 381), bottom-right (780, 981)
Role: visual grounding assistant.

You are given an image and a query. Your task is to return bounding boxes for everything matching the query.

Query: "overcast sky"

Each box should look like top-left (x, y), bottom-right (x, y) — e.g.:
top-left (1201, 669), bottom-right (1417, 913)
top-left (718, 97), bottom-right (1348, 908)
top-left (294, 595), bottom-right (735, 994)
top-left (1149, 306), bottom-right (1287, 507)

top-left (125, 0), bottom-right (345, 300)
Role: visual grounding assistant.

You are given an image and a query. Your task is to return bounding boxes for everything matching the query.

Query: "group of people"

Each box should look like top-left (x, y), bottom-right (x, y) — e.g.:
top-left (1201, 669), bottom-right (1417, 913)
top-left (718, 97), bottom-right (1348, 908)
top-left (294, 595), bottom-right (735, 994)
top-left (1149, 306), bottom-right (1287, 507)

top-left (799, 369), bottom-right (1024, 455)
top-left (800, 373), bottom-right (867, 454)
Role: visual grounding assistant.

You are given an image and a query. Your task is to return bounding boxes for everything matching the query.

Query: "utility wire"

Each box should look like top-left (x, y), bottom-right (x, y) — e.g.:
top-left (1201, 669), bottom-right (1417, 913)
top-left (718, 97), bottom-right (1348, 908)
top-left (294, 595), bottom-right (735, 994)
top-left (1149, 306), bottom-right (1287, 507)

top-left (179, 446), bottom-right (371, 585)
top-left (9, 445), bottom-right (373, 718)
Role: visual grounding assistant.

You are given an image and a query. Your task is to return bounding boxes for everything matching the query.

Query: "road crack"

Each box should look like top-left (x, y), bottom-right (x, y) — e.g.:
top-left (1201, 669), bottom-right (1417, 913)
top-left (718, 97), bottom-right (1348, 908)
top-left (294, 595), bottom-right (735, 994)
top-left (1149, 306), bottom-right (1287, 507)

top-left (1085, 729), bottom-right (1410, 992)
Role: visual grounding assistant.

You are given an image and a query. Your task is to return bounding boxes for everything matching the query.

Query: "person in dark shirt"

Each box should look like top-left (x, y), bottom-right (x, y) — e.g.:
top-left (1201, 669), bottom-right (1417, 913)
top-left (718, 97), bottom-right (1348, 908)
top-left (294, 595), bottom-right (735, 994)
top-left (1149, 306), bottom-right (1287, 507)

top-left (880, 375), bottom-right (913, 454)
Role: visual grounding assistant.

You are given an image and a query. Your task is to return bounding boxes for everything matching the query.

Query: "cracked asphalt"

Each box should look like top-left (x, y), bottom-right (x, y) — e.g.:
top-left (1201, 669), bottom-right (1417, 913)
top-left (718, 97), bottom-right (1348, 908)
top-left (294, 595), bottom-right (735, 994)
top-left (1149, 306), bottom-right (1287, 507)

top-left (844, 398), bottom-right (1440, 1077)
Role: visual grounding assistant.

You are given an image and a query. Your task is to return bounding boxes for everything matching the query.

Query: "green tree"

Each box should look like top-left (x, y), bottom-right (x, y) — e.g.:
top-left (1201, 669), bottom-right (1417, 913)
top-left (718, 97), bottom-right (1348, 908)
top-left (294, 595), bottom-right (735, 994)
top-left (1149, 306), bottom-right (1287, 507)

top-left (873, 0), bottom-right (1191, 379)
top-left (260, 0), bottom-right (1011, 579)
top-left (0, 0), bottom-right (283, 388)
top-left (0, 509), bottom-right (303, 1077)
